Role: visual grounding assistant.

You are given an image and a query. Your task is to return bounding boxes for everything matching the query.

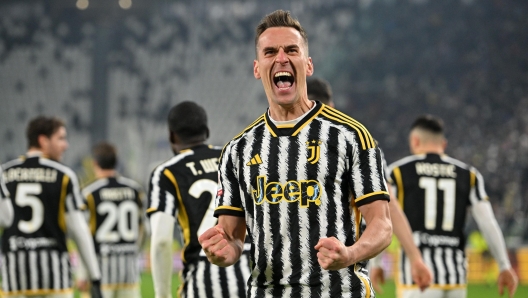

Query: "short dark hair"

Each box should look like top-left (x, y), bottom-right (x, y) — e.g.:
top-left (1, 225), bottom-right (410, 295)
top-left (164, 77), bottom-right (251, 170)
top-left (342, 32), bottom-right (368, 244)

top-left (92, 142), bottom-right (117, 170)
top-left (26, 116), bottom-right (65, 149)
top-left (307, 77), bottom-right (332, 105)
top-left (168, 101), bottom-right (209, 142)
top-left (255, 10), bottom-right (308, 57)
top-left (411, 114), bottom-right (445, 134)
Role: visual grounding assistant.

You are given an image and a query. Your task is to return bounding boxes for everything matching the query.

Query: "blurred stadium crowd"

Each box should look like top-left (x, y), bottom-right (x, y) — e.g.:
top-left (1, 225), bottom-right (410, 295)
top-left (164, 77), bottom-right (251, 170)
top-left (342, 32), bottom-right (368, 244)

top-left (1, 0), bottom-right (527, 247)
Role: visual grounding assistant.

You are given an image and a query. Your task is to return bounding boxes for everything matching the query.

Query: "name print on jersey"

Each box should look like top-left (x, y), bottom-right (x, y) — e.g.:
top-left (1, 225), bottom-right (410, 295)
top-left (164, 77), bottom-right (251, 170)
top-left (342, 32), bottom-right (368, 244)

top-left (185, 157), bottom-right (219, 176)
top-left (252, 175), bottom-right (322, 207)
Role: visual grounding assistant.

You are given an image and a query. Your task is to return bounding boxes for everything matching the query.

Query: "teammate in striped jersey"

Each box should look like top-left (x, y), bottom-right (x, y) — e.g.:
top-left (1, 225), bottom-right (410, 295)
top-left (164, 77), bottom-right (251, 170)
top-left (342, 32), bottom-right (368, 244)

top-left (307, 77), bottom-right (433, 293)
top-left (199, 10), bottom-right (392, 298)
top-left (148, 101), bottom-right (250, 298)
top-left (1, 116), bottom-right (103, 298)
top-left (0, 165), bottom-right (14, 228)
top-left (77, 142), bottom-right (146, 298)
top-left (384, 115), bottom-right (518, 298)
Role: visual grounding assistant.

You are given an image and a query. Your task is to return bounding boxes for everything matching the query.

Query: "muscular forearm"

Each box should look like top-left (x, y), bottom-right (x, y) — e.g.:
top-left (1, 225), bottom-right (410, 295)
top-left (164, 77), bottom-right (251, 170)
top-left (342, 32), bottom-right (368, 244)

top-left (349, 218), bottom-right (392, 264)
top-left (349, 201), bottom-right (392, 264)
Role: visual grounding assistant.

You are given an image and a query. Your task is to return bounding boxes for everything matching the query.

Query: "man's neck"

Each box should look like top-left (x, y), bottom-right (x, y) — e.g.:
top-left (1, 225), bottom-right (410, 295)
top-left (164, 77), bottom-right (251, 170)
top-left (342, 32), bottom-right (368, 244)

top-left (268, 98), bottom-right (314, 121)
top-left (95, 169), bottom-right (116, 179)
top-left (175, 141), bottom-right (204, 154)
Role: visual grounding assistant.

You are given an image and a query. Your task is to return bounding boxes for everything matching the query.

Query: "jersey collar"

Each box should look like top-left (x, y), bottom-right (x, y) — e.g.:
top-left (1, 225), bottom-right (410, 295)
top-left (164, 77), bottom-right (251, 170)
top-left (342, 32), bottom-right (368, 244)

top-left (264, 101), bottom-right (324, 137)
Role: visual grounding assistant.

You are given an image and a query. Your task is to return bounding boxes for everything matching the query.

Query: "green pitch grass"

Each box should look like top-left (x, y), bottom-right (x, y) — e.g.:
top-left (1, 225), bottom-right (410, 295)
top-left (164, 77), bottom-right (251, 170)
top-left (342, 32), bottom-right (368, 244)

top-left (375, 279), bottom-right (528, 298)
top-left (75, 274), bottom-right (528, 297)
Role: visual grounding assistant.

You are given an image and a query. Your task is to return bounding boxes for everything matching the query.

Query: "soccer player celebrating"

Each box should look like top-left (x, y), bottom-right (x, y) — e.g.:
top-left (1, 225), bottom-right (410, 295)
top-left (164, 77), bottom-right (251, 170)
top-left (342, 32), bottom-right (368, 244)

top-left (148, 101), bottom-right (250, 298)
top-left (199, 10), bottom-right (392, 298)
top-left (1, 116), bottom-right (102, 298)
top-left (378, 115), bottom-right (518, 298)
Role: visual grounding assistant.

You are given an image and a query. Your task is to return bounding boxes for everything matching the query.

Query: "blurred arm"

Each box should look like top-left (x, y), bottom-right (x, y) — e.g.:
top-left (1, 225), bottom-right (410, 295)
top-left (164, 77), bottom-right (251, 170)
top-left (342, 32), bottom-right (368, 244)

top-left (150, 212), bottom-right (175, 298)
top-left (66, 210), bottom-right (101, 281)
top-left (471, 200), bottom-right (511, 271)
top-left (0, 196), bottom-right (14, 227)
top-left (388, 191), bottom-right (432, 290)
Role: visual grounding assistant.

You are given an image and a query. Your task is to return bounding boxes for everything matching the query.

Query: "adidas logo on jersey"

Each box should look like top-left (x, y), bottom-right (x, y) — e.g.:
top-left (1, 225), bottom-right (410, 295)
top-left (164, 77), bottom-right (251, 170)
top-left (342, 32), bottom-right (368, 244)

top-left (246, 154), bottom-right (262, 166)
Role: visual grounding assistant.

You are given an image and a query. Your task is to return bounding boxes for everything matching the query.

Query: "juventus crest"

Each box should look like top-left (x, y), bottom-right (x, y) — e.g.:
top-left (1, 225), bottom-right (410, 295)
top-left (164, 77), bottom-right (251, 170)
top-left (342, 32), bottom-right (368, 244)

top-left (306, 140), bottom-right (322, 164)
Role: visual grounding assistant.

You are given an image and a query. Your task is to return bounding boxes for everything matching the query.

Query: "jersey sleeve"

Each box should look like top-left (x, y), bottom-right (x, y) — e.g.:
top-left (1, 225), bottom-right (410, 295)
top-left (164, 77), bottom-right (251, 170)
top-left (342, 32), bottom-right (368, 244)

top-left (147, 167), bottom-right (179, 218)
top-left (349, 143), bottom-right (390, 207)
top-left (468, 166), bottom-right (489, 205)
top-left (0, 166), bottom-right (10, 199)
top-left (64, 171), bottom-right (85, 213)
top-left (214, 143), bottom-right (245, 217)
top-left (0, 166), bottom-right (14, 227)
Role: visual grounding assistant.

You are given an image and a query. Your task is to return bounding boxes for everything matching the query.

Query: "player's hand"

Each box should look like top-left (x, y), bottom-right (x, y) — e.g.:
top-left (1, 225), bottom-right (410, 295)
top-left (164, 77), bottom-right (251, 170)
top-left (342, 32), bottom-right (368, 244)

top-left (410, 258), bottom-right (432, 291)
top-left (370, 266), bottom-right (385, 294)
top-left (198, 224), bottom-right (239, 266)
top-left (314, 237), bottom-right (352, 270)
top-left (76, 279), bottom-right (89, 292)
top-left (498, 268), bottom-right (518, 298)
top-left (90, 279), bottom-right (103, 298)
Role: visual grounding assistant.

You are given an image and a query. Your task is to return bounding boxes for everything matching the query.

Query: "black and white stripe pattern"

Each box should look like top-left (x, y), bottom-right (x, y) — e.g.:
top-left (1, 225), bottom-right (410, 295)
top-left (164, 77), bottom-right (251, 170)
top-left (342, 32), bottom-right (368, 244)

top-left (1, 155), bottom-right (84, 295)
top-left (388, 153), bottom-right (485, 287)
top-left (180, 255), bottom-right (251, 298)
top-left (82, 175), bottom-right (144, 288)
top-left (1, 250), bottom-right (71, 294)
top-left (215, 102), bottom-right (389, 297)
top-left (399, 246), bottom-right (467, 286)
top-left (147, 144), bottom-right (251, 297)
top-left (98, 253), bottom-right (140, 285)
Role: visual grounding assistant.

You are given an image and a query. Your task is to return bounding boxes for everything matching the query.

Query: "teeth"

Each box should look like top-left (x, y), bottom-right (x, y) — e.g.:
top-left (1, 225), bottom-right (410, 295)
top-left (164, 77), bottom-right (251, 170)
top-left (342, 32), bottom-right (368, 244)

top-left (274, 72), bottom-right (292, 77)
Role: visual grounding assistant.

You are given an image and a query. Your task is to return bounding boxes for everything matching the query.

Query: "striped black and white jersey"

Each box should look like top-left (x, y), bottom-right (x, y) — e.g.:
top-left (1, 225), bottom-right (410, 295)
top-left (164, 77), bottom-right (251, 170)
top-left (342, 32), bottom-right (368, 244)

top-left (147, 144), bottom-right (251, 298)
top-left (214, 101), bottom-right (390, 298)
top-left (387, 153), bottom-right (488, 288)
top-left (1, 154), bottom-right (84, 295)
top-left (82, 176), bottom-right (145, 287)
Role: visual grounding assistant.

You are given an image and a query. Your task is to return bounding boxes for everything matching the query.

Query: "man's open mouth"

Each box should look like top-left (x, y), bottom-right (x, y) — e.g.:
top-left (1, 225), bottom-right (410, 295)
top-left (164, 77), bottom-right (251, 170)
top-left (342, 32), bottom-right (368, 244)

top-left (273, 71), bottom-right (295, 89)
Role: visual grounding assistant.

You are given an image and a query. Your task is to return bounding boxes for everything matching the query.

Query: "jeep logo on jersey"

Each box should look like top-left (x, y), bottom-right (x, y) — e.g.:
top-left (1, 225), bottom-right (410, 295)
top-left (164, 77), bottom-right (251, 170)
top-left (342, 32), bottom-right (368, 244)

top-left (252, 176), bottom-right (322, 207)
top-left (306, 140), bottom-right (322, 164)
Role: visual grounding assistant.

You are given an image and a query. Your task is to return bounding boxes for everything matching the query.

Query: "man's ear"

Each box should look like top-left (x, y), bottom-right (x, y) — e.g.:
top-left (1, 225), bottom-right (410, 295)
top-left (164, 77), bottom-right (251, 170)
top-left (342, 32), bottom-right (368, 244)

top-left (38, 134), bottom-right (48, 150)
top-left (306, 57), bottom-right (314, 76)
top-left (169, 131), bottom-right (176, 144)
top-left (253, 60), bottom-right (261, 79)
top-left (409, 133), bottom-right (419, 153)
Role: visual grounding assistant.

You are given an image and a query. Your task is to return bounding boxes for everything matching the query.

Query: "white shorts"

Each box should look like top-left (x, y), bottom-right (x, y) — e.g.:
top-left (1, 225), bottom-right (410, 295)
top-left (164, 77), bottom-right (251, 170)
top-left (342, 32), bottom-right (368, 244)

top-left (3, 293), bottom-right (73, 298)
top-left (79, 285), bottom-right (141, 298)
top-left (398, 287), bottom-right (467, 298)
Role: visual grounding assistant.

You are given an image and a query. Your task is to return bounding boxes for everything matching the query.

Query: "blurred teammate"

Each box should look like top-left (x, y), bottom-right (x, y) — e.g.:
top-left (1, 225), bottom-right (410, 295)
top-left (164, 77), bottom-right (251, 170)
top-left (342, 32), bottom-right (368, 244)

top-left (306, 76), bottom-right (334, 107)
top-left (1, 116), bottom-right (102, 298)
top-left (384, 115), bottom-right (518, 298)
top-left (0, 165), bottom-right (14, 228)
top-left (148, 101), bottom-right (250, 298)
top-left (199, 10), bottom-right (392, 298)
top-left (77, 142), bottom-right (146, 298)
top-left (307, 77), bottom-right (432, 293)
